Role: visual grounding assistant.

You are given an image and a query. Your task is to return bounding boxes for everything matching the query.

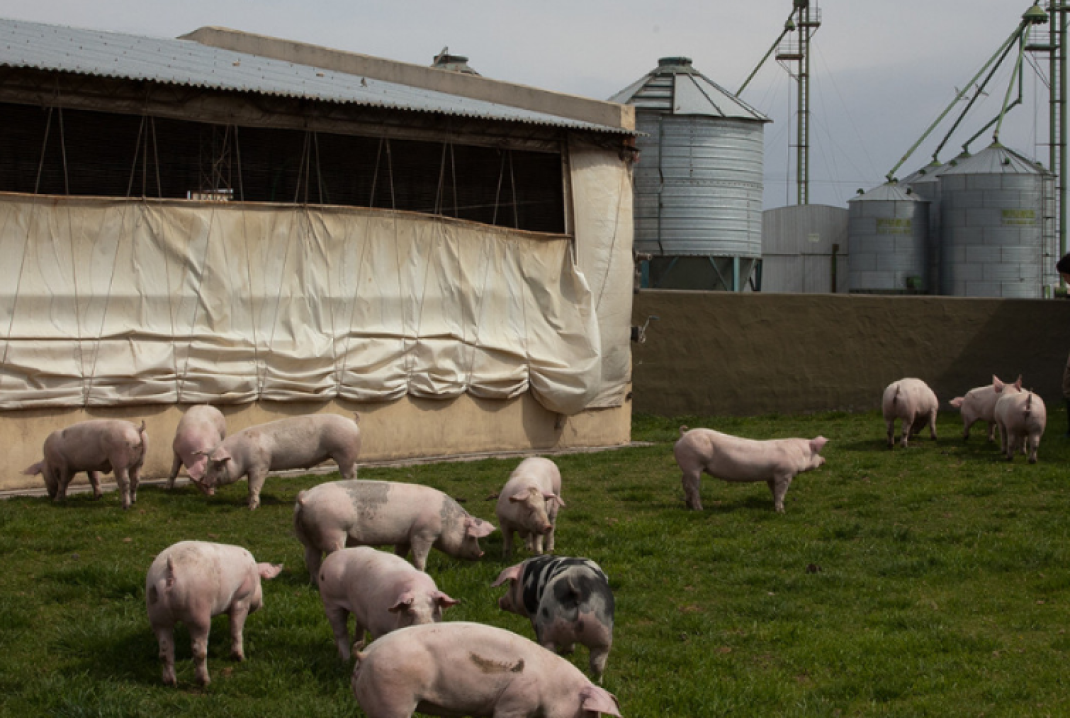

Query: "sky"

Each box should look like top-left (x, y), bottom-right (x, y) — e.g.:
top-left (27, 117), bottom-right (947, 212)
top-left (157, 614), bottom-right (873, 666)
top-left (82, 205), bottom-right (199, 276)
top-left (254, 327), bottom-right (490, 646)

top-left (3, 0), bottom-right (1059, 209)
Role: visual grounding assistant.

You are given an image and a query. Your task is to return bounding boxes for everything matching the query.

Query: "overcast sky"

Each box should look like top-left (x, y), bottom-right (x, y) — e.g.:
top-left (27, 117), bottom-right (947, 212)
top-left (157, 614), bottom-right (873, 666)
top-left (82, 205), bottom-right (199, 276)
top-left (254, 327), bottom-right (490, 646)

top-left (3, 0), bottom-right (1057, 208)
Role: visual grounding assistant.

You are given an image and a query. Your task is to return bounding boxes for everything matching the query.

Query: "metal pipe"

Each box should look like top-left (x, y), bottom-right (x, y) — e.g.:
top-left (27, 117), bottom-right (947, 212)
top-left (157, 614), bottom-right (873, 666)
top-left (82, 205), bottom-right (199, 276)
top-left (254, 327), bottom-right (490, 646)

top-left (993, 27), bottom-right (1032, 143)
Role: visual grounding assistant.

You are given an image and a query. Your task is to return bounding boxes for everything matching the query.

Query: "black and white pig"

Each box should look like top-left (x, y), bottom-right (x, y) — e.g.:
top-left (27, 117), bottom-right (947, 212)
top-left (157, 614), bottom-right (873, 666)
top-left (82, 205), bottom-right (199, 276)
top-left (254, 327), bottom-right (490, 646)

top-left (492, 555), bottom-right (614, 683)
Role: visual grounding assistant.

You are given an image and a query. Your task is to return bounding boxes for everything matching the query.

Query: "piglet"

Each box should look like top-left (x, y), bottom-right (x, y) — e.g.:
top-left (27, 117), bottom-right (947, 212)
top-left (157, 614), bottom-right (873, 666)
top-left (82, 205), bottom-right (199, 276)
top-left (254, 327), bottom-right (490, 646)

top-left (23, 418), bottom-right (147, 510)
top-left (673, 427), bottom-right (827, 512)
top-left (351, 622), bottom-right (622, 718)
top-left (949, 375), bottom-right (1022, 442)
top-left (198, 413), bottom-right (361, 509)
top-left (994, 389), bottom-right (1047, 463)
top-left (168, 404), bottom-right (227, 489)
top-left (293, 478), bottom-right (496, 580)
top-left (318, 546), bottom-right (458, 660)
top-left (495, 457), bottom-right (565, 558)
top-left (493, 555), bottom-right (614, 683)
top-left (882, 378), bottom-right (939, 448)
top-left (145, 540), bottom-right (282, 686)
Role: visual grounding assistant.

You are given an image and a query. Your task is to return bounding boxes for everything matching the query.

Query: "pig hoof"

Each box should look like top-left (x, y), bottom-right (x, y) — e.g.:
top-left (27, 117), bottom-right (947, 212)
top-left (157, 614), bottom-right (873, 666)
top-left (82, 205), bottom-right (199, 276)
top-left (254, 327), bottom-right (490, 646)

top-left (230, 651), bottom-right (245, 662)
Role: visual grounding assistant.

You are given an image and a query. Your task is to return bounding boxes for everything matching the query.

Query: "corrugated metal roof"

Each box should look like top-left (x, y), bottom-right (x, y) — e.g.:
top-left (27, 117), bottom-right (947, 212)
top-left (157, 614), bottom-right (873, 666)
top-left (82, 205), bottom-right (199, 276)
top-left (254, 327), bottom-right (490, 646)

top-left (609, 57), bottom-right (768, 122)
top-left (0, 17), bottom-right (630, 135)
top-left (940, 143), bottom-right (1050, 176)
top-left (849, 182), bottom-right (927, 203)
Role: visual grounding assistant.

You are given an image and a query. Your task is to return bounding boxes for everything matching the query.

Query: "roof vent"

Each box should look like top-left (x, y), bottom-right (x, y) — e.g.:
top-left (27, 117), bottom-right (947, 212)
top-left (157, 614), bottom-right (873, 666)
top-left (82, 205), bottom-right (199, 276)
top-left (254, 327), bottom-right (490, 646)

top-left (656, 56), bottom-right (695, 73)
top-left (431, 48), bottom-right (480, 75)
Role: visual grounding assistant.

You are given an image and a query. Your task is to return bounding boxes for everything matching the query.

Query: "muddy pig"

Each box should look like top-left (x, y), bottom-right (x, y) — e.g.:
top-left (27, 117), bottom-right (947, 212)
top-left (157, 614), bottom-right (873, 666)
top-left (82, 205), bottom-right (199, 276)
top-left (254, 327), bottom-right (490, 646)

top-left (493, 555), bottom-right (614, 683)
top-left (882, 378), bottom-right (939, 448)
top-left (949, 375), bottom-right (1022, 442)
top-left (318, 546), bottom-right (458, 660)
top-left (198, 413), bottom-right (361, 509)
top-left (145, 540), bottom-right (282, 686)
top-left (351, 622), bottom-right (622, 718)
top-left (168, 404), bottom-right (227, 489)
top-left (23, 418), bottom-right (147, 510)
top-left (495, 457), bottom-right (565, 558)
top-left (673, 427), bottom-right (827, 512)
top-left (995, 389), bottom-right (1047, 463)
top-left (293, 479), bottom-right (496, 580)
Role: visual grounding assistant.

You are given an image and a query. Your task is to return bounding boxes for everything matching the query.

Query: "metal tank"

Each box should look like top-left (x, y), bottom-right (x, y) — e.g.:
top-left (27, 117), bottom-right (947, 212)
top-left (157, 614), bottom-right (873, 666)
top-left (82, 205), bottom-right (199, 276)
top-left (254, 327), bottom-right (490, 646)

top-left (611, 57), bottom-right (770, 291)
top-left (847, 182), bottom-right (930, 293)
top-left (900, 158), bottom-right (956, 294)
top-left (937, 143), bottom-right (1052, 298)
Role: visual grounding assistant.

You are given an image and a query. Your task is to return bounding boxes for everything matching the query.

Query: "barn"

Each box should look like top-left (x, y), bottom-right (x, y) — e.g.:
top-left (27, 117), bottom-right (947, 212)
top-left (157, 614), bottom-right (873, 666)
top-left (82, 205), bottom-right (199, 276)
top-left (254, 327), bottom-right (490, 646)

top-left (0, 19), bottom-right (637, 490)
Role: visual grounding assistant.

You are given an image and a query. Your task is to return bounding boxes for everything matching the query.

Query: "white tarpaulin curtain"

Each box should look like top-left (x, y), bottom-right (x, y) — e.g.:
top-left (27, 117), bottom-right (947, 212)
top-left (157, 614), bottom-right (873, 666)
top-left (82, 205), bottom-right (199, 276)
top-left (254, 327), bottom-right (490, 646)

top-left (0, 194), bottom-right (611, 415)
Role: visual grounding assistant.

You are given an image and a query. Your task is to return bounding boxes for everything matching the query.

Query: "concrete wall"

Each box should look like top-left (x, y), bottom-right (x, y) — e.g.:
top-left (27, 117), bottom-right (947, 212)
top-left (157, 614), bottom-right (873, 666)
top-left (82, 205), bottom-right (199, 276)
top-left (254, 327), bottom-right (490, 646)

top-left (632, 290), bottom-right (1070, 417)
top-left (3, 395), bottom-right (630, 493)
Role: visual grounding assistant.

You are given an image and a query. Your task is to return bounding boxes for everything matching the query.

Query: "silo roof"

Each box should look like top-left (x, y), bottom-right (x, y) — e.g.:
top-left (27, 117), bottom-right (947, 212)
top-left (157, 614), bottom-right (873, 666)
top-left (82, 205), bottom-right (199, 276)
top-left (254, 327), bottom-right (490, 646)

top-left (941, 143), bottom-right (1050, 176)
top-left (849, 182), bottom-right (928, 203)
top-left (609, 56), bottom-right (769, 122)
top-left (0, 17), bottom-right (631, 135)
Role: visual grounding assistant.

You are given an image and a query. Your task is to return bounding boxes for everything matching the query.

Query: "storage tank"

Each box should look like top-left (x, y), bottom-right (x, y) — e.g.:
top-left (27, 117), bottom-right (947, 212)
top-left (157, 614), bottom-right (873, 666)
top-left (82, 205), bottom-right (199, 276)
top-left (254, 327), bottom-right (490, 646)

top-left (847, 182), bottom-right (929, 293)
top-left (611, 57), bottom-right (770, 291)
top-left (900, 158), bottom-right (956, 294)
top-left (937, 143), bottom-right (1052, 297)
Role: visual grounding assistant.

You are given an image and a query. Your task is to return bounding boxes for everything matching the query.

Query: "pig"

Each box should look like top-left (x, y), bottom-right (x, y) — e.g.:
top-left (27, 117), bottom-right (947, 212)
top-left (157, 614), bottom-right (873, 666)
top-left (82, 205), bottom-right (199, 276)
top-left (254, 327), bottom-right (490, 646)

top-left (492, 555), bottom-right (614, 683)
top-left (351, 622), bottom-right (622, 718)
top-left (145, 540), bottom-right (282, 686)
top-left (673, 427), bottom-right (828, 512)
top-left (318, 546), bottom-right (458, 660)
top-left (22, 418), bottom-right (147, 510)
top-left (197, 413), bottom-right (361, 510)
top-left (293, 478), bottom-right (496, 580)
top-left (167, 404), bottom-right (227, 489)
top-left (495, 457), bottom-right (566, 558)
top-left (994, 389), bottom-right (1047, 463)
top-left (949, 375), bottom-right (1022, 442)
top-left (882, 378), bottom-right (939, 448)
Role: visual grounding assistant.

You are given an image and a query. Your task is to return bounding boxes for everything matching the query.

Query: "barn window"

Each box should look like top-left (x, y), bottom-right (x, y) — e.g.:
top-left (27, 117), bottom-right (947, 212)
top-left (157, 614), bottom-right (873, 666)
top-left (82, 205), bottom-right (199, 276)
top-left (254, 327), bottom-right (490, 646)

top-left (0, 102), bottom-right (566, 234)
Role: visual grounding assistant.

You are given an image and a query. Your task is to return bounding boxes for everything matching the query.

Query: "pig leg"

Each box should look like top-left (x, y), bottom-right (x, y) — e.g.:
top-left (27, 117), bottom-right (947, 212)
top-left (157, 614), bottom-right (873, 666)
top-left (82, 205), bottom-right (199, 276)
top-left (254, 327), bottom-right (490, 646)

top-left (900, 414), bottom-right (915, 448)
top-left (247, 469), bottom-right (267, 510)
top-left (86, 471), bottom-right (103, 499)
top-left (1027, 435), bottom-right (1040, 464)
top-left (927, 409), bottom-right (938, 441)
top-left (305, 545), bottom-right (326, 586)
top-left (589, 645), bottom-right (610, 684)
top-left (228, 602), bottom-right (251, 662)
top-left (115, 467), bottom-right (132, 510)
top-left (545, 522), bottom-right (556, 555)
top-left (188, 617), bottom-right (212, 686)
top-left (501, 527), bottom-right (515, 559)
top-left (167, 453), bottom-right (182, 490)
top-left (129, 464), bottom-right (141, 505)
top-left (768, 474), bottom-right (792, 513)
top-left (336, 457), bottom-right (357, 481)
top-left (409, 535), bottom-right (434, 571)
top-left (154, 624), bottom-right (177, 686)
top-left (681, 468), bottom-right (703, 510)
top-left (886, 417), bottom-right (896, 448)
top-left (986, 421), bottom-right (996, 443)
top-left (325, 604), bottom-right (353, 660)
top-left (55, 466), bottom-right (74, 501)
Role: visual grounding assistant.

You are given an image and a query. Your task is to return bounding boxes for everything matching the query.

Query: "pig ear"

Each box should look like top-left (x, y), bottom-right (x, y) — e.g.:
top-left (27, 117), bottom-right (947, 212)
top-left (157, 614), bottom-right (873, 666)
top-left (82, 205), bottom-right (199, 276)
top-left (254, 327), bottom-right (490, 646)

top-left (542, 492), bottom-right (566, 508)
top-left (257, 563), bottom-right (283, 580)
top-left (508, 491), bottom-right (529, 503)
top-left (465, 516), bottom-right (496, 537)
top-left (1014, 376), bottom-right (1023, 390)
top-left (491, 564), bottom-right (522, 587)
top-left (212, 447), bottom-right (232, 463)
top-left (388, 591), bottom-right (415, 613)
top-left (434, 591), bottom-right (460, 609)
top-left (811, 436), bottom-right (829, 454)
top-left (187, 464), bottom-right (205, 481)
top-left (579, 685), bottom-right (622, 717)
top-left (993, 376), bottom-right (1005, 391)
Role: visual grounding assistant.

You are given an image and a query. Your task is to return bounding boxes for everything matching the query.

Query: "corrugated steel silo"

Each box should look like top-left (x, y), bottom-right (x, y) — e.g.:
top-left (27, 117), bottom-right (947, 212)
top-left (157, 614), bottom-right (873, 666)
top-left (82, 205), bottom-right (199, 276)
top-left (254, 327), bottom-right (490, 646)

top-left (847, 182), bottom-right (930, 293)
top-left (900, 158), bottom-right (955, 294)
top-left (611, 57), bottom-right (770, 290)
top-left (937, 143), bottom-right (1051, 298)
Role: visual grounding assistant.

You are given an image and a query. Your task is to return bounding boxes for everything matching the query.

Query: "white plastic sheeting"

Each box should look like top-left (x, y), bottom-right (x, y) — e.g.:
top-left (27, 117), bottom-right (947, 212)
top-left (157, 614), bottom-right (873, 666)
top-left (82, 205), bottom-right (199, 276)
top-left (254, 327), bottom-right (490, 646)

top-left (0, 192), bottom-right (626, 415)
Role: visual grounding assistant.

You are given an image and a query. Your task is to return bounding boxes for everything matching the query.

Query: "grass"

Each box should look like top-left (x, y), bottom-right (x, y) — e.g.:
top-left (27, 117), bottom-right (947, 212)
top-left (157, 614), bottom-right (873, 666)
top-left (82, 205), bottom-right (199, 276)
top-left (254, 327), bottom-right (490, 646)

top-left (3, 408), bottom-right (1070, 717)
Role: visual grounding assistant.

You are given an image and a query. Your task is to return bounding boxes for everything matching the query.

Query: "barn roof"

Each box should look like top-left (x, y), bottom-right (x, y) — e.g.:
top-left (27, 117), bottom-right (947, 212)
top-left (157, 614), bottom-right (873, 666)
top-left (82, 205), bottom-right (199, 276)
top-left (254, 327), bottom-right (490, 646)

top-left (0, 17), bottom-right (631, 135)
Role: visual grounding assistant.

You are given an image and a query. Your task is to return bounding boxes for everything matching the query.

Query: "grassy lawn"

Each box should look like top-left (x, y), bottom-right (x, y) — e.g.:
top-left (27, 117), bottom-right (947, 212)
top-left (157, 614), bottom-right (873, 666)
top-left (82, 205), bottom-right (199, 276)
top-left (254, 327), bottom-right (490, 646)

top-left (2, 408), bottom-right (1070, 717)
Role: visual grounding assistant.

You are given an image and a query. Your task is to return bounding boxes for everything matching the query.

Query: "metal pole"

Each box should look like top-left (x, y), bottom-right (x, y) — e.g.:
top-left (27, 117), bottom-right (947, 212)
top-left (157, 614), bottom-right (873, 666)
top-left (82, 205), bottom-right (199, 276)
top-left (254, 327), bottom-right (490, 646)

top-left (798, 2), bottom-right (810, 205)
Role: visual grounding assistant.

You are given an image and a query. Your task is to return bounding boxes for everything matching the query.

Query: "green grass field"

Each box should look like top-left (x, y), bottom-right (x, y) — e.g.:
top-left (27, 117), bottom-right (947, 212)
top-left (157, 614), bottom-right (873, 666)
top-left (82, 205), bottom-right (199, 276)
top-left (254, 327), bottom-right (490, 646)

top-left (2, 408), bottom-right (1069, 717)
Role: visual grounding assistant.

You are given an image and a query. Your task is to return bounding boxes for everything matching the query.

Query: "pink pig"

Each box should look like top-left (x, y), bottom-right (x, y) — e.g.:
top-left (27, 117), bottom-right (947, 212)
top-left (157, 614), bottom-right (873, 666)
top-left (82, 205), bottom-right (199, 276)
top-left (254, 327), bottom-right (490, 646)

top-left (197, 413), bottom-right (361, 510)
top-left (882, 378), bottom-right (939, 448)
top-left (167, 404), bottom-right (227, 489)
top-left (351, 622), bottom-right (622, 718)
top-left (318, 546), bottom-right (458, 660)
top-left (948, 375), bottom-right (1022, 442)
top-left (673, 427), bottom-right (828, 512)
top-left (994, 390), bottom-right (1047, 463)
top-left (145, 540), bottom-right (282, 686)
top-left (293, 479), bottom-right (496, 579)
top-left (495, 457), bottom-right (566, 558)
top-left (23, 419), bottom-right (147, 510)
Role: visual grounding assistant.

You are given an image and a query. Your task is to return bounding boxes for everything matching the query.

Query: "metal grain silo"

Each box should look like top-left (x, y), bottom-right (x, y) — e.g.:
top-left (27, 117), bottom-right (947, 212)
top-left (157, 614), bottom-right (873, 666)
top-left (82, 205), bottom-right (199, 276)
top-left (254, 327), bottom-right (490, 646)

top-left (847, 182), bottom-right (930, 293)
top-left (900, 158), bottom-right (955, 294)
top-left (611, 57), bottom-right (770, 291)
top-left (937, 143), bottom-right (1052, 298)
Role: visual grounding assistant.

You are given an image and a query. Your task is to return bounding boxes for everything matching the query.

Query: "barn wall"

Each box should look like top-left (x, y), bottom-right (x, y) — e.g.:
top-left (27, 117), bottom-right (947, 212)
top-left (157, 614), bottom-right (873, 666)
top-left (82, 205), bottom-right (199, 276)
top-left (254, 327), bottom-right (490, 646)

top-left (632, 290), bottom-right (1070, 417)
